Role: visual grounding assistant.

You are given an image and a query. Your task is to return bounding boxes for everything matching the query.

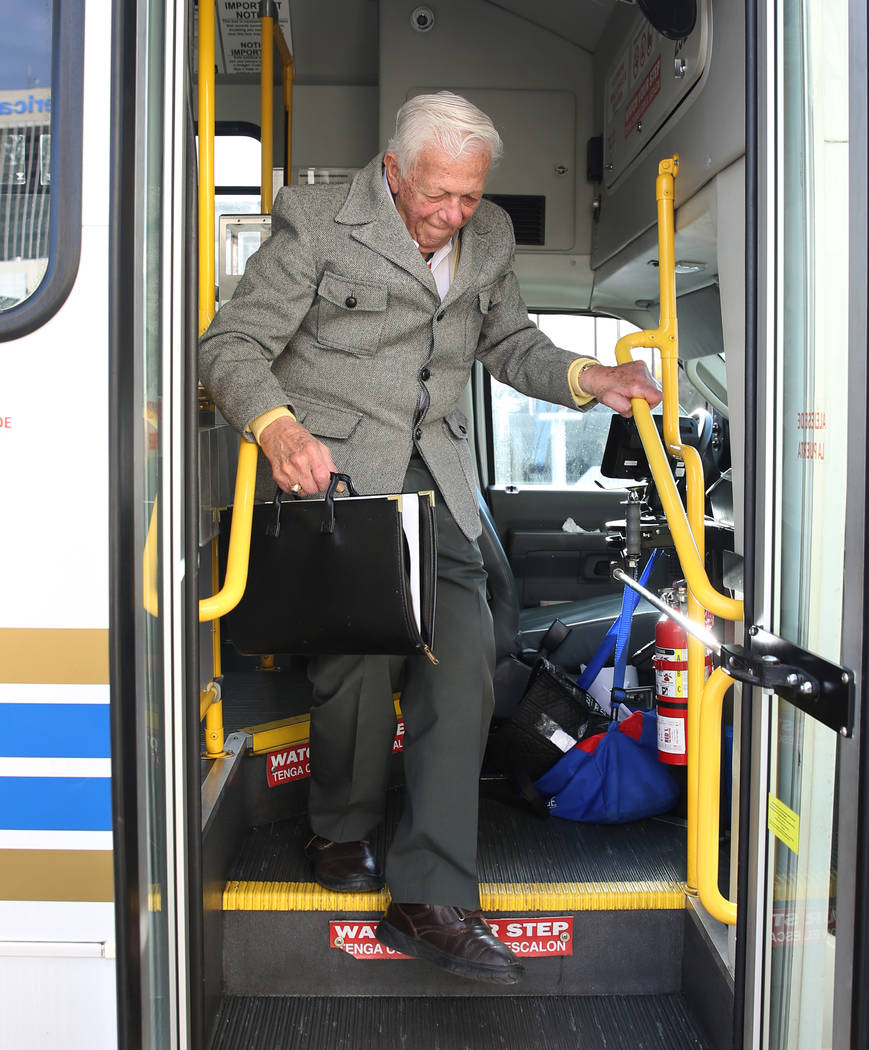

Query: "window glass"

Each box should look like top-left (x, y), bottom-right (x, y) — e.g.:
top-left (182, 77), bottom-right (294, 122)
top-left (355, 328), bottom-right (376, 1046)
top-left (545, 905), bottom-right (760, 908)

top-left (0, 0), bottom-right (53, 311)
top-left (491, 314), bottom-right (660, 487)
top-left (198, 130), bottom-right (263, 294)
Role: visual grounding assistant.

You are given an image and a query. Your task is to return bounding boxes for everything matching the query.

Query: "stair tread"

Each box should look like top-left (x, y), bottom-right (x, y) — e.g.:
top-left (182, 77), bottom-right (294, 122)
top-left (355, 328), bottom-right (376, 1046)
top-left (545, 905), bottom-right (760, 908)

top-left (210, 993), bottom-right (711, 1050)
top-left (228, 782), bottom-right (688, 887)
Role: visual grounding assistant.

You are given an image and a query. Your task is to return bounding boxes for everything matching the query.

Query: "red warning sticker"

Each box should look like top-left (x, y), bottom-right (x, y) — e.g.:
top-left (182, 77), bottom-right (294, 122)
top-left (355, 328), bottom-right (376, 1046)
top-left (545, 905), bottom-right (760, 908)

top-left (266, 742), bottom-right (310, 787)
top-left (329, 916), bottom-right (573, 959)
top-left (267, 722), bottom-right (405, 787)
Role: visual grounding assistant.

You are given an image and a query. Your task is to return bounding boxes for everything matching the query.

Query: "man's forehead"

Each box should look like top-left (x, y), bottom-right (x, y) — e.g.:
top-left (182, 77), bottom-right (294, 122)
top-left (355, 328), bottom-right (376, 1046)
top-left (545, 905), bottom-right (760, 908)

top-left (409, 144), bottom-right (490, 188)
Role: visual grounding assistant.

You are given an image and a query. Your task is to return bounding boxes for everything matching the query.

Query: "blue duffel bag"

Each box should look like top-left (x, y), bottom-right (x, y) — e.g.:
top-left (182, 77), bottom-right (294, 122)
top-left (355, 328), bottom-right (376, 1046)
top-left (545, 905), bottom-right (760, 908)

top-left (533, 709), bottom-right (679, 824)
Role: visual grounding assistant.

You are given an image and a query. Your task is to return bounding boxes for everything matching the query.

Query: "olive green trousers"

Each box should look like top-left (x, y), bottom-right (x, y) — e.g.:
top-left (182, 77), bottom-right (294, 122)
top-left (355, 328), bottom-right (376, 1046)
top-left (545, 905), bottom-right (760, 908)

top-left (306, 457), bottom-right (495, 910)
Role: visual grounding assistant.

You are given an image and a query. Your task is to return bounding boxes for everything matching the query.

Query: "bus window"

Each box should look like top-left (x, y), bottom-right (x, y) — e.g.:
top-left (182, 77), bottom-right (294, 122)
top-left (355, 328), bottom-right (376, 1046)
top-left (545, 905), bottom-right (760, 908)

top-left (205, 125), bottom-right (263, 290)
top-left (490, 314), bottom-right (660, 487)
top-left (0, 0), bottom-right (53, 312)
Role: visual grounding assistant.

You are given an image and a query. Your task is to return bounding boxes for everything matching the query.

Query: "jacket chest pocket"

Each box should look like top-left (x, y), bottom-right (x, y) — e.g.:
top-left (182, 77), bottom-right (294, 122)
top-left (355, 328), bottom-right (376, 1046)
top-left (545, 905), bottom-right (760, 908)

top-left (465, 282), bottom-right (503, 352)
top-left (317, 271), bottom-right (388, 356)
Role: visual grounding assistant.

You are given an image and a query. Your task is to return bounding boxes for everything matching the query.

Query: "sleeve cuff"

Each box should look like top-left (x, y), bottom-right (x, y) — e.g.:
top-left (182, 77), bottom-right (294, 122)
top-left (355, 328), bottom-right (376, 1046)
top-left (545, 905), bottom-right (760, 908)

top-left (567, 356), bottom-right (600, 408)
top-left (249, 405), bottom-right (295, 444)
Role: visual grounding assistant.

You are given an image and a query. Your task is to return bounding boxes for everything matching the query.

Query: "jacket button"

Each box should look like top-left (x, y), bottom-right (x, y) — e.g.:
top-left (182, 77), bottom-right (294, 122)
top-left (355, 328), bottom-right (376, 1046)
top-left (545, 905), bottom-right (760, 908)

top-left (459, 424), bottom-right (467, 435)
top-left (436, 311), bottom-right (445, 322)
top-left (415, 427), bottom-right (422, 440)
top-left (345, 296), bottom-right (357, 308)
top-left (420, 367), bottom-right (431, 381)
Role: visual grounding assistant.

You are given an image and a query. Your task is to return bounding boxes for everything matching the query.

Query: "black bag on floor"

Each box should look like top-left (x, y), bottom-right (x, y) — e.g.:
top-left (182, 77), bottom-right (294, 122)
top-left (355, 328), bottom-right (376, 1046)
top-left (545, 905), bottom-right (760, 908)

top-left (488, 657), bottom-right (610, 816)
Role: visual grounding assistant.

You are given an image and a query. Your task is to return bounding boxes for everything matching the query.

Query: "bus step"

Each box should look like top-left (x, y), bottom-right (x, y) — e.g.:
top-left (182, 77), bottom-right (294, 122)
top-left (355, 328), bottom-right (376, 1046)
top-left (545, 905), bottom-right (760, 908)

top-left (209, 993), bottom-right (712, 1049)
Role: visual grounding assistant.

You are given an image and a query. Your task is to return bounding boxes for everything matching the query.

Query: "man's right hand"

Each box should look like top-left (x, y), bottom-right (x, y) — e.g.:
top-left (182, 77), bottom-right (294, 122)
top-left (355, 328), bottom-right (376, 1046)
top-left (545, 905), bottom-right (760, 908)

top-left (258, 415), bottom-right (338, 495)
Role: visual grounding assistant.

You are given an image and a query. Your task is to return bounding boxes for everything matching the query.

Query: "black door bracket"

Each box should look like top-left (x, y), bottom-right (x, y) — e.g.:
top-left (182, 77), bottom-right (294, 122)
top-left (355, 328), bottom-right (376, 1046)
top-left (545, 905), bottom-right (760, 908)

top-left (721, 627), bottom-right (854, 737)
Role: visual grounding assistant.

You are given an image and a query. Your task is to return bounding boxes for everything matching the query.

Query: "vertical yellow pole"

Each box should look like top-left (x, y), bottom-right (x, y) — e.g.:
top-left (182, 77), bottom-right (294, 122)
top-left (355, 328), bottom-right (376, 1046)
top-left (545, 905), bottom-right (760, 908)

top-left (275, 27), bottom-right (294, 181)
top-left (204, 540), bottom-right (225, 757)
top-left (260, 6), bottom-right (274, 214)
top-left (652, 159), bottom-right (709, 895)
top-left (197, 0), bottom-right (226, 754)
top-left (198, 0), bottom-right (216, 336)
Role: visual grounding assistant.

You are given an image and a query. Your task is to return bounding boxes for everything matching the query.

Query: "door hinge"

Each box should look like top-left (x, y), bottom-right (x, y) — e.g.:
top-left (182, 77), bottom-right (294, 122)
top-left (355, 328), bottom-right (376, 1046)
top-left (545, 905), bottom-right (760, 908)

top-left (720, 627), bottom-right (855, 737)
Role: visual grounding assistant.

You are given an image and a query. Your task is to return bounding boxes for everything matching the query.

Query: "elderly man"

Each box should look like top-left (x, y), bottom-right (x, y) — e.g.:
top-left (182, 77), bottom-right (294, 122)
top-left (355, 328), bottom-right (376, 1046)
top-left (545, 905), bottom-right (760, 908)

top-left (200, 91), bottom-right (661, 984)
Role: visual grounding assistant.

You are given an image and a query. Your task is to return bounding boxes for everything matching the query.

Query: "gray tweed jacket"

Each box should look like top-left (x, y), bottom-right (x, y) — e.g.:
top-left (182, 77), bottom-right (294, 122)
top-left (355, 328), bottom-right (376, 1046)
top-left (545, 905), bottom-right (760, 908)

top-left (199, 154), bottom-right (583, 539)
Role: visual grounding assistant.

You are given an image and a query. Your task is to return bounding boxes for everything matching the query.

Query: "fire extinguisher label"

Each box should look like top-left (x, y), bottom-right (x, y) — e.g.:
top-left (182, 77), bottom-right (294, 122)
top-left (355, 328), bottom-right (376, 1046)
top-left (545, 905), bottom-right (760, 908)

top-left (656, 647), bottom-right (687, 662)
top-left (655, 669), bottom-right (686, 697)
top-left (658, 714), bottom-right (687, 754)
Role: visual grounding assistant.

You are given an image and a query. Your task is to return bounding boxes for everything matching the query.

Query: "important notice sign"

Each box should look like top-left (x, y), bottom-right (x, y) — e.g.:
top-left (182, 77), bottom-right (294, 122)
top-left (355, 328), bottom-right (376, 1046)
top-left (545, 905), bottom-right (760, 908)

top-left (329, 916), bottom-right (574, 960)
top-left (211, 0), bottom-right (293, 75)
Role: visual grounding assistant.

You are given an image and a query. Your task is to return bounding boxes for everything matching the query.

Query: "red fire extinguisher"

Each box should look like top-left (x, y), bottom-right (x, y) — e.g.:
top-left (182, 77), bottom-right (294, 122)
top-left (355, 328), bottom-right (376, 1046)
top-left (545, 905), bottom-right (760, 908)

top-left (653, 585), bottom-right (713, 766)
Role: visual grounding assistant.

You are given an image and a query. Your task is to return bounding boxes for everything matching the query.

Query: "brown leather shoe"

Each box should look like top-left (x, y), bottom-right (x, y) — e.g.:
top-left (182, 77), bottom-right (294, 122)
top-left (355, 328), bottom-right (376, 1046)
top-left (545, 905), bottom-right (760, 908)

top-left (375, 902), bottom-right (524, 984)
top-left (304, 835), bottom-right (384, 892)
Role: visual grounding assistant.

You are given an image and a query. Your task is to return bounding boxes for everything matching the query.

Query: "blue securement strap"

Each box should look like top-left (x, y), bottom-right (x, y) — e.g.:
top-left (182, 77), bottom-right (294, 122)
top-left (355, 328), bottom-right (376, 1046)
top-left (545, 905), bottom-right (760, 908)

top-left (577, 549), bottom-right (661, 696)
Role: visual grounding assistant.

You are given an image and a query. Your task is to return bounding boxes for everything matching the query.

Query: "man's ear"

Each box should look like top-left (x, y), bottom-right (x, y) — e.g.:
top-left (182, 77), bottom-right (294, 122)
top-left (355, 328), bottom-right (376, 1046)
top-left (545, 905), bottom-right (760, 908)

top-left (383, 152), bottom-right (401, 194)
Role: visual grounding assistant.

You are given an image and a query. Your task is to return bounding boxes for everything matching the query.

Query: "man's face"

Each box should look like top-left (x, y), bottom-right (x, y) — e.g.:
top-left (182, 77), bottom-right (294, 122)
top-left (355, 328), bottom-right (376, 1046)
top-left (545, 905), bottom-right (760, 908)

top-left (384, 143), bottom-right (490, 256)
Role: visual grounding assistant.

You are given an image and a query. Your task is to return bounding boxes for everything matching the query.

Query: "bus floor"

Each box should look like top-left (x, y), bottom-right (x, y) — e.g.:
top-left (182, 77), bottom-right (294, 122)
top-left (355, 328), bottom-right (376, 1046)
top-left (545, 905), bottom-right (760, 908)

top-left (200, 664), bottom-right (734, 1050)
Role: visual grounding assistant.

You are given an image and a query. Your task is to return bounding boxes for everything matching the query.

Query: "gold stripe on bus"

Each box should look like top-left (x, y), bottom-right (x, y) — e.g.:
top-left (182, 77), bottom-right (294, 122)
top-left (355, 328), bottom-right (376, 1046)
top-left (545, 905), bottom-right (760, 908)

top-left (0, 629), bottom-right (109, 684)
top-left (222, 880), bottom-right (687, 912)
top-left (0, 850), bottom-right (114, 902)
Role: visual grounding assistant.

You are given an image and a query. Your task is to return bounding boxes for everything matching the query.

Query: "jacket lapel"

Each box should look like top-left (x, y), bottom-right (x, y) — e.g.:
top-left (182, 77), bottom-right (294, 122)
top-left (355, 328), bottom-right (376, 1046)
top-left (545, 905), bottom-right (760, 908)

top-left (443, 210), bottom-right (494, 308)
top-left (336, 155), bottom-right (438, 298)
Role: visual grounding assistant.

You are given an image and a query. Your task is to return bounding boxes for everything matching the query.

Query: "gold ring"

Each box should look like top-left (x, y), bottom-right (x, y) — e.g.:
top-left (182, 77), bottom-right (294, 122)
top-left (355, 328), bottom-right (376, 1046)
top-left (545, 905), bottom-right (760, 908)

top-left (291, 483), bottom-right (302, 493)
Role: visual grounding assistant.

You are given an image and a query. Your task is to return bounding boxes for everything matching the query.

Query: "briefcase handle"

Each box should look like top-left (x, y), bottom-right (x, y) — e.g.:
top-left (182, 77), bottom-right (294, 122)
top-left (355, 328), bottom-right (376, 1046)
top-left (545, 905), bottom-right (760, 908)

top-left (268, 472), bottom-right (360, 538)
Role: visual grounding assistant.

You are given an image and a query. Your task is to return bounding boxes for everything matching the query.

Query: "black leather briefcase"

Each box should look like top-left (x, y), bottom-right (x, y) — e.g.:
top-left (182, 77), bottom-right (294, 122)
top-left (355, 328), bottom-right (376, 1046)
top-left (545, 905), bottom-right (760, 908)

top-left (220, 473), bottom-right (438, 661)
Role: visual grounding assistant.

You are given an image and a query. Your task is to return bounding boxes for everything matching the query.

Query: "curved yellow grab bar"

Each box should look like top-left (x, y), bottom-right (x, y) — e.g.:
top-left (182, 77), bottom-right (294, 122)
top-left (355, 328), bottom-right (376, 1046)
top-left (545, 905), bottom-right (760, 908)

top-left (198, 438), bottom-right (259, 622)
top-left (697, 667), bottom-right (737, 925)
top-left (614, 157), bottom-right (743, 625)
top-left (615, 157), bottom-right (743, 895)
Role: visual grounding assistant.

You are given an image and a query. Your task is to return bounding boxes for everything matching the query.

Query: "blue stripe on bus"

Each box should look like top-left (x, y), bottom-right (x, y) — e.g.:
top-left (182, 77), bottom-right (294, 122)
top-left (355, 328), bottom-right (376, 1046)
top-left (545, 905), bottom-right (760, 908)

top-left (0, 777), bottom-right (112, 830)
top-left (0, 704), bottom-right (111, 758)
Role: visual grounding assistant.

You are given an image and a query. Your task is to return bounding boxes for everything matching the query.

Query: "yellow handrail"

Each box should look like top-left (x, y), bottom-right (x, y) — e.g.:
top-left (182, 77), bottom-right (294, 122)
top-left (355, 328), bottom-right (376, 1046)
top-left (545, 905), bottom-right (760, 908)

top-left (697, 667), bottom-right (738, 924)
top-left (273, 23), bottom-right (294, 178)
top-left (260, 9), bottom-right (275, 213)
top-left (614, 156), bottom-right (744, 900)
top-left (613, 157), bottom-right (742, 624)
top-left (198, 438), bottom-right (258, 622)
top-left (198, 0), bottom-right (216, 337)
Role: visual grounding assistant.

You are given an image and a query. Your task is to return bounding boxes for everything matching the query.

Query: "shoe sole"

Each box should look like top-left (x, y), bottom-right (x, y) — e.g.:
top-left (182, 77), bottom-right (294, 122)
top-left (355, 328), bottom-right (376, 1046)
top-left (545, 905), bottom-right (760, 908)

top-left (311, 873), bottom-right (385, 893)
top-left (375, 919), bottom-right (525, 985)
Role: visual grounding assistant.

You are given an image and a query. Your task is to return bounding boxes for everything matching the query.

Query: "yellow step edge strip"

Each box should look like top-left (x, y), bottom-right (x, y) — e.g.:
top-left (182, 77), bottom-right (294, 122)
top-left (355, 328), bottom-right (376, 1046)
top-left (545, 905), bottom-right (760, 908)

top-left (246, 697), bottom-right (403, 756)
top-left (223, 879), bottom-right (687, 912)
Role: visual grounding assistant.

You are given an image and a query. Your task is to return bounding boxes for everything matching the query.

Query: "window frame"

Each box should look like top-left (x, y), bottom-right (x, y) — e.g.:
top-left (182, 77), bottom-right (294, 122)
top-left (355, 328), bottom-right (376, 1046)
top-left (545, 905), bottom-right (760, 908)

top-left (0, 0), bottom-right (84, 341)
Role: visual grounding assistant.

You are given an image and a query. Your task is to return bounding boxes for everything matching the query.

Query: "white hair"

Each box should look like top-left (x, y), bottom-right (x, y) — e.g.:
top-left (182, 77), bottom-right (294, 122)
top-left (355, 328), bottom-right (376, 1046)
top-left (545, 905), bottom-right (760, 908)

top-left (386, 91), bottom-right (503, 175)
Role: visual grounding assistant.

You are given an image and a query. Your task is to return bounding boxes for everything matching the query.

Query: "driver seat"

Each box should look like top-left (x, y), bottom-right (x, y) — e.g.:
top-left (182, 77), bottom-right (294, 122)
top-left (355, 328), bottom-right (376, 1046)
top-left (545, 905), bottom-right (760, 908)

top-left (477, 492), bottom-right (660, 717)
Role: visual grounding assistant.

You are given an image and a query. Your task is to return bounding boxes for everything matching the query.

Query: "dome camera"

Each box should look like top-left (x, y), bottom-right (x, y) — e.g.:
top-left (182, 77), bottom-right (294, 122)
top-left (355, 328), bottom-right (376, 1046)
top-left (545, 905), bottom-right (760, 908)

top-left (411, 6), bottom-right (436, 32)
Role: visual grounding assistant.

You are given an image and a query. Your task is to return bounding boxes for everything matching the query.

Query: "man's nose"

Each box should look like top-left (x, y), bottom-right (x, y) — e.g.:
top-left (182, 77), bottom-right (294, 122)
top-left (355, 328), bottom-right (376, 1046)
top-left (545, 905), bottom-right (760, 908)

top-left (439, 198), bottom-right (463, 227)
